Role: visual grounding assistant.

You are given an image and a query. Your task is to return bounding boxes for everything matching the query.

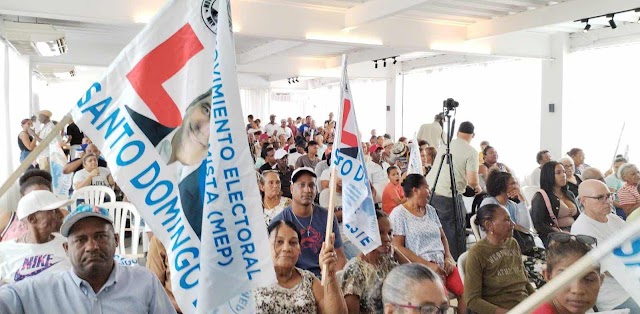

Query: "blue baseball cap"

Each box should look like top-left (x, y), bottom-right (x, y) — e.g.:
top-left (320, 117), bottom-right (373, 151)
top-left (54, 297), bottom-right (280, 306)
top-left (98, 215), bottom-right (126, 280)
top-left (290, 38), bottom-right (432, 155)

top-left (60, 204), bottom-right (113, 237)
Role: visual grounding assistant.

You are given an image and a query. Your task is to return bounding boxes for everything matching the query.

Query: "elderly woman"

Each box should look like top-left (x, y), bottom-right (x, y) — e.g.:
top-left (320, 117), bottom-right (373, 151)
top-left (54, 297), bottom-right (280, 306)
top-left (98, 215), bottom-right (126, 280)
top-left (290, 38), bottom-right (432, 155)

top-left (532, 234), bottom-right (601, 314)
top-left (253, 220), bottom-right (347, 313)
top-left (72, 153), bottom-right (115, 190)
top-left (480, 171), bottom-right (545, 287)
top-left (466, 204), bottom-right (535, 314)
top-left (605, 156), bottom-right (627, 192)
top-left (390, 174), bottom-right (465, 313)
top-left (559, 157), bottom-right (582, 198)
top-left (616, 163), bottom-right (640, 217)
top-left (340, 210), bottom-right (408, 313)
top-left (260, 170), bottom-right (291, 226)
top-left (531, 161), bottom-right (579, 247)
top-left (375, 264), bottom-right (449, 314)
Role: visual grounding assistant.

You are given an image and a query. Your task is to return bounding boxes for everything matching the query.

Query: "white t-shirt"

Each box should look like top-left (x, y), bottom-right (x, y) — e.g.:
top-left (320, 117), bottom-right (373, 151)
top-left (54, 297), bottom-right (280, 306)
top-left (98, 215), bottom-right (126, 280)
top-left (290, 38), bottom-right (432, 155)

top-left (264, 123), bottom-right (279, 137)
top-left (571, 213), bottom-right (630, 310)
top-left (37, 122), bottom-right (56, 157)
top-left (366, 160), bottom-right (390, 203)
top-left (0, 234), bottom-right (70, 285)
top-left (276, 126), bottom-right (292, 140)
top-left (73, 167), bottom-right (112, 188)
top-left (288, 152), bottom-right (302, 168)
top-left (390, 204), bottom-right (445, 267)
top-left (527, 167), bottom-right (541, 187)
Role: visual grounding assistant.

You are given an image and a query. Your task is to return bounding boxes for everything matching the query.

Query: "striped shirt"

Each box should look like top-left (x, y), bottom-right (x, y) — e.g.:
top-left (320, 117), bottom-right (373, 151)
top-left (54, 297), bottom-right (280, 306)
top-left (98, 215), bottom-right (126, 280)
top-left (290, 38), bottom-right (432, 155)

top-left (617, 183), bottom-right (640, 207)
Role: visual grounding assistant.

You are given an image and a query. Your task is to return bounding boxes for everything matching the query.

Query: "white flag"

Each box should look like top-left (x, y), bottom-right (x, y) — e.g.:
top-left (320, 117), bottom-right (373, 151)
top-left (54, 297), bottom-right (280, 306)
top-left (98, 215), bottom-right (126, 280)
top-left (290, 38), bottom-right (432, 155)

top-left (49, 140), bottom-right (72, 197)
top-left (197, 0), bottom-right (276, 311)
top-left (69, 0), bottom-right (237, 312)
top-left (331, 55), bottom-right (381, 254)
top-left (407, 133), bottom-right (423, 175)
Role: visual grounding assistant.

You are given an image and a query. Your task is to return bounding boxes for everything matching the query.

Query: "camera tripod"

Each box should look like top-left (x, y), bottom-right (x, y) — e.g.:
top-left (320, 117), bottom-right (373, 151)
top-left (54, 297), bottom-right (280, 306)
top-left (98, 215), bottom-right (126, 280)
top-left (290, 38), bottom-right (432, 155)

top-left (428, 99), bottom-right (466, 260)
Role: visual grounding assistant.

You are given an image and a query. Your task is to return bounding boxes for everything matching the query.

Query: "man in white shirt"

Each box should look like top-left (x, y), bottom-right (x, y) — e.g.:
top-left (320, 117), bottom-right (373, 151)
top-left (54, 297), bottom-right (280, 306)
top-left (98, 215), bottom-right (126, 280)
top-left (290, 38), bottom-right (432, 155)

top-left (31, 110), bottom-right (57, 172)
top-left (288, 141), bottom-right (306, 169)
top-left (276, 119), bottom-right (292, 140)
top-left (264, 114), bottom-right (279, 138)
top-left (527, 150), bottom-right (552, 187)
top-left (572, 180), bottom-right (640, 312)
top-left (0, 190), bottom-right (72, 285)
top-left (366, 147), bottom-right (390, 203)
top-left (417, 114), bottom-right (444, 148)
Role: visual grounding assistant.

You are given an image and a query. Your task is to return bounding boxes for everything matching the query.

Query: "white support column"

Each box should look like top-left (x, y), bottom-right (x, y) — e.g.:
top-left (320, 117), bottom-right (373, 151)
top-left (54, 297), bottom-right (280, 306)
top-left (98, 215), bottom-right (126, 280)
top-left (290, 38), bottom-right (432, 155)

top-left (540, 33), bottom-right (568, 159)
top-left (386, 75), bottom-right (400, 140)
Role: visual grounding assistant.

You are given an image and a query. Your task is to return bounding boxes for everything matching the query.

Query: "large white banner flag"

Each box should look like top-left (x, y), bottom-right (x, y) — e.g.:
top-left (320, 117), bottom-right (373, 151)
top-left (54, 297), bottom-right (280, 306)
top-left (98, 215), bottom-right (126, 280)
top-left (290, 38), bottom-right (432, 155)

top-left (331, 55), bottom-right (381, 254)
top-left (197, 0), bottom-right (276, 312)
top-left (69, 0), bottom-right (274, 312)
top-left (600, 229), bottom-right (640, 304)
top-left (49, 140), bottom-right (72, 197)
top-left (407, 133), bottom-right (423, 175)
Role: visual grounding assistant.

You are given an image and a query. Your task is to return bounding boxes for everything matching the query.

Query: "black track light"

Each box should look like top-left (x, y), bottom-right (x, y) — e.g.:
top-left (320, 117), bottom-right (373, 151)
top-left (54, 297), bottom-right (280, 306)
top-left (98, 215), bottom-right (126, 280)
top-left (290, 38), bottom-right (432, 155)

top-left (295, 77), bottom-right (299, 83)
top-left (608, 14), bottom-right (617, 29)
top-left (583, 23), bottom-right (591, 32)
top-left (288, 78), bottom-right (291, 84)
top-left (374, 60), bottom-right (378, 69)
top-left (393, 57), bottom-right (397, 65)
top-left (383, 59), bottom-right (387, 67)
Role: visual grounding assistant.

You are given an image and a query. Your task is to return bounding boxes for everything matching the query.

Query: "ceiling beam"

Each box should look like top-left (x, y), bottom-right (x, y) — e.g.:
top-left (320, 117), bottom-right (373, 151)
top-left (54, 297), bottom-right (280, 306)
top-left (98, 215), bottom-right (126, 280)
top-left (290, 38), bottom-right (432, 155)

top-left (237, 40), bottom-right (305, 65)
top-left (570, 22), bottom-right (640, 52)
top-left (467, 0), bottom-right (640, 39)
top-left (401, 54), bottom-right (504, 72)
top-left (344, 0), bottom-right (434, 30)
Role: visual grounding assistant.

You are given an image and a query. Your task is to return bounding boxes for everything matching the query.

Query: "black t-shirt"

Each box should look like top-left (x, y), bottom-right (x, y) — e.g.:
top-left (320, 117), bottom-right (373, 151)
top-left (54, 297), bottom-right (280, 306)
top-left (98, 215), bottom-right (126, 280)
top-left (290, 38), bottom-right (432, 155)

top-left (258, 162), bottom-right (276, 173)
top-left (71, 157), bottom-right (107, 173)
top-left (66, 123), bottom-right (84, 145)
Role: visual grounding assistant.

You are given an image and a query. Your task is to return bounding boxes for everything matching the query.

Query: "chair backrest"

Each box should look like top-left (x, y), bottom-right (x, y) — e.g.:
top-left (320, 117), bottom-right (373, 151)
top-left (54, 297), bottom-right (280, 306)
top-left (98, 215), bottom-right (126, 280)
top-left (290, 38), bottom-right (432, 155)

top-left (522, 186), bottom-right (538, 205)
top-left (469, 214), bottom-right (481, 242)
top-left (457, 251), bottom-right (469, 282)
top-left (118, 203), bottom-right (143, 259)
top-left (71, 186), bottom-right (116, 209)
top-left (99, 202), bottom-right (135, 239)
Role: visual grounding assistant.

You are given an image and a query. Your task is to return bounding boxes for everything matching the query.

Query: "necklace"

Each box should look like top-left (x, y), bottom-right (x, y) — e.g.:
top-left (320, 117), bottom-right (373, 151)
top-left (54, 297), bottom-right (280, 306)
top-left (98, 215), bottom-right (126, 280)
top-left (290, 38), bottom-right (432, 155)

top-left (292, 209), bottom-right (313, 237)
top-left (263, 197), bottom-right (279, 210)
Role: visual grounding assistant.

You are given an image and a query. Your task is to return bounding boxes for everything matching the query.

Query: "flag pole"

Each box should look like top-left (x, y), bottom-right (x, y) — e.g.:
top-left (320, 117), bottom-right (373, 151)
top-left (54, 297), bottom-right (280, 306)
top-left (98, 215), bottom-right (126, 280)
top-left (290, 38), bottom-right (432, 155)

top-left (321, 165), bottom-right (338, 286)
top-left (509, 220), bottom-right (640, 313)
top-left (0, 113), bottom-right (72, 199)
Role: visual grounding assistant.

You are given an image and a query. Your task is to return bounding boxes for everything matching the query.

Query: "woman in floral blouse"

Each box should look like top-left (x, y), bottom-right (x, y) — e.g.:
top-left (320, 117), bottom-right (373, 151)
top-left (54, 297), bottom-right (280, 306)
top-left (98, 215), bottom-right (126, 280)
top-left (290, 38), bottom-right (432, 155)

top-left (339, 210), bottom-right (408, 313)
top-left (253, 220), bottom-right (346, 313)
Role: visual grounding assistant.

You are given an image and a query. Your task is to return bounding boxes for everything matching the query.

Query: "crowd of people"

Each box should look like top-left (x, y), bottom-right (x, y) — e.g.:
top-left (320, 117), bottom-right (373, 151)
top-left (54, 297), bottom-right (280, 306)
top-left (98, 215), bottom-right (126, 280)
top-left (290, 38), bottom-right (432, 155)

top-left (0, 109), bottom-right (638, 314)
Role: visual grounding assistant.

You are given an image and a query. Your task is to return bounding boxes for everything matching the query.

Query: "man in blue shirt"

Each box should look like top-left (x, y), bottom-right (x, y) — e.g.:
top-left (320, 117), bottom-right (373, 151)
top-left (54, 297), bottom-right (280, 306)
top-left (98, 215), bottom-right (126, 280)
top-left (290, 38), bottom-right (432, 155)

top-left (271, 167), bottom-right (347, 278)
top-left (0, 205), bottom-right (176, 314)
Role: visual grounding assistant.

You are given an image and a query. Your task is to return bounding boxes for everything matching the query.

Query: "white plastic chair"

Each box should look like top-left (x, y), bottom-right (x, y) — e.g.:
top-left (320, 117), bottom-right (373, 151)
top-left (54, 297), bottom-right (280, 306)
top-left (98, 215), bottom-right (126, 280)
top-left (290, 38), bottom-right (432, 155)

top-left (118, 203), bottom-right (144, 259)
top-left (71, 186), bottom-right (116, 209)
top-left (457, 251), bottom-right (469, 282)
top-left (100, 201), bottom-right (134, 238)
top-left (469, 214), bottom-right (481, 242)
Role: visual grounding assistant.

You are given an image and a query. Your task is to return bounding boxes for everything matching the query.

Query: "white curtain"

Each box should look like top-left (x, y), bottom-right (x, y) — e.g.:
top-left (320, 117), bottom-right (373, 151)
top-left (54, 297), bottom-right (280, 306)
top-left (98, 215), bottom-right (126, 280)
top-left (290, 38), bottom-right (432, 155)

top-left (401, 59), bottom-right (542, 178)
top-left (564, 43), bottom-right (640, 171)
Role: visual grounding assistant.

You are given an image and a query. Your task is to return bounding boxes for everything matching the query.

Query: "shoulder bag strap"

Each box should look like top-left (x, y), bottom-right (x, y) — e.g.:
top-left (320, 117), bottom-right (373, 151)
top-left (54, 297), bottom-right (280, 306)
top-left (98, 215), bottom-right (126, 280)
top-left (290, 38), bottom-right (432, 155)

top-left (538, 189), bottom-right (561, 228)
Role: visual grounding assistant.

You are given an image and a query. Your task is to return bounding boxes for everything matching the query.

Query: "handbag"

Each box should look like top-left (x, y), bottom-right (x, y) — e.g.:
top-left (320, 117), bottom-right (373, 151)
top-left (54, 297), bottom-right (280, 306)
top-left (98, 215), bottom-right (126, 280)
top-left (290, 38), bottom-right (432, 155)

top-left (538, 189), bottom-right (566, 232)
top-left (513, 228), bottom-right (537, 256)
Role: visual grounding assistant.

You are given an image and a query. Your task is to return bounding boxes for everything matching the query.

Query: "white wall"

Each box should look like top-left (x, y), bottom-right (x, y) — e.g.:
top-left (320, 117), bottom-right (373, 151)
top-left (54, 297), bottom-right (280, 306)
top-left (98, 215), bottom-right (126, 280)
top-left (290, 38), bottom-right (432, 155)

top-left (401, 59), bottom-right (542, 178)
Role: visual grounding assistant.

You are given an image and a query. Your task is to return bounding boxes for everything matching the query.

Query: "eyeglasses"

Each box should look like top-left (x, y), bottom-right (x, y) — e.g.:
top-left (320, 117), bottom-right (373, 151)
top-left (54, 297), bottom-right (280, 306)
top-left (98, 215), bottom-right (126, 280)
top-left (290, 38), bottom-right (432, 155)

top-left (391, 303), bottom-right (449, 314)
top-left (583, 193), bottom-right (615, 202)
top-left (548, 232), bottom-right (597, 247)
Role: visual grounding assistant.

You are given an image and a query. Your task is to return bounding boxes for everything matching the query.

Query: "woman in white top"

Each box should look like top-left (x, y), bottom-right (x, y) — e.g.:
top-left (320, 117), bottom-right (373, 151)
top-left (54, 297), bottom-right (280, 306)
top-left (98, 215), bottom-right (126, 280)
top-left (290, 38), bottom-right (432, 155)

top-left (260, 170), bottom-right (291, 226)
top-left (72, 154), bottom-right (114, 190)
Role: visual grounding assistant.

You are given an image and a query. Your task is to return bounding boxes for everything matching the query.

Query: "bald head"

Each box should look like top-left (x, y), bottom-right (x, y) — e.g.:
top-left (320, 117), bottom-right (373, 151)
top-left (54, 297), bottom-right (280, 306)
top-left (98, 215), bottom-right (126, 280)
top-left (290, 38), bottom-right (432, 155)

top-left (581, 167), bottom-right (604, 182)
top-left (578, 179), bottom-right (612, 218)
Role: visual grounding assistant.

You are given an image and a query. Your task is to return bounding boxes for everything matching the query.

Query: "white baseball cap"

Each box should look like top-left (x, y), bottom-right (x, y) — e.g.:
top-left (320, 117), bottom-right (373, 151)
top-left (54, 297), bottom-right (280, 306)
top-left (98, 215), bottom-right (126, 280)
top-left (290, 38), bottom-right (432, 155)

top-left (17, 190), bottom-right (72, 220)
top-left (274, 148), bottom-right (288, 160)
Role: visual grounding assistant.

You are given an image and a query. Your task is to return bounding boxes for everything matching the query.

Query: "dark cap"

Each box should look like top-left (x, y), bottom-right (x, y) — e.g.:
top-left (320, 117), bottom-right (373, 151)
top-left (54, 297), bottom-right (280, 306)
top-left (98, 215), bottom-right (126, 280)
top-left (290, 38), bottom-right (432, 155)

top-left (458, 121), bottom-right (475, 134)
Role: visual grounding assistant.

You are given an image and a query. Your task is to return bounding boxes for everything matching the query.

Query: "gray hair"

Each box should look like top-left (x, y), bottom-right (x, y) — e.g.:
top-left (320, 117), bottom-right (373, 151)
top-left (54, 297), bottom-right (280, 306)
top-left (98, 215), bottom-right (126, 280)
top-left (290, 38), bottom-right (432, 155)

top-left (581, 167), bottom-right (604, 182)
top-left (558, 157), bottom-right (574, 167)
top-left (618, 163), bottom-right (638, 182)
top-left (380, 264), bottom-right (442, 305)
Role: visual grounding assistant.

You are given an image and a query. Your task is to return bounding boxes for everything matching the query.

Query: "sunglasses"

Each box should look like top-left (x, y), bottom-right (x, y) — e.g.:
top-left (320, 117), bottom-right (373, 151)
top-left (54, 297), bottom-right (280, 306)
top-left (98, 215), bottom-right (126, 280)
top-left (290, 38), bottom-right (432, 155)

top-left (548, 232), bottom-right (597, 247)
top-left (390, 303), bottom-right (449, 314)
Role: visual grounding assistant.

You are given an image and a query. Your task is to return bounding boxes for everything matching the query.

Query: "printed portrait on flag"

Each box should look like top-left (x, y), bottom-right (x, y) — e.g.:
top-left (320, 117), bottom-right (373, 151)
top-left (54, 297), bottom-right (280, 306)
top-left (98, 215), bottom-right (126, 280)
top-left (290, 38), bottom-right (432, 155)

top-left (125, 88), bottom-right (211, 238)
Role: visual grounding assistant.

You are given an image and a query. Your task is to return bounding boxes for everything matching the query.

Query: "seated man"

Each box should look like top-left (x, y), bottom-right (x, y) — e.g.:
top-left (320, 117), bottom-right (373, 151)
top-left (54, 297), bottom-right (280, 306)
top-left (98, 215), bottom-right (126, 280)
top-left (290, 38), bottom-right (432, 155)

top-left (62, 144), bottom-right (107, 175)
top-left (0, 190), bottom-right (72, 285)
top-left (0, 205), bottom-right (176, 313)
top-left (271, 167), bottom-right (347, 279)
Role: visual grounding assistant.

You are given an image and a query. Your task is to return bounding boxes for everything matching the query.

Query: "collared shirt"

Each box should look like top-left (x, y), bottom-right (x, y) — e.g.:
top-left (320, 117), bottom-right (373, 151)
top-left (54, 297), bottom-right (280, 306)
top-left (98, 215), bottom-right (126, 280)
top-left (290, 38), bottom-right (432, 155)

top-left (0, 263), bottom-right (176, 314)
